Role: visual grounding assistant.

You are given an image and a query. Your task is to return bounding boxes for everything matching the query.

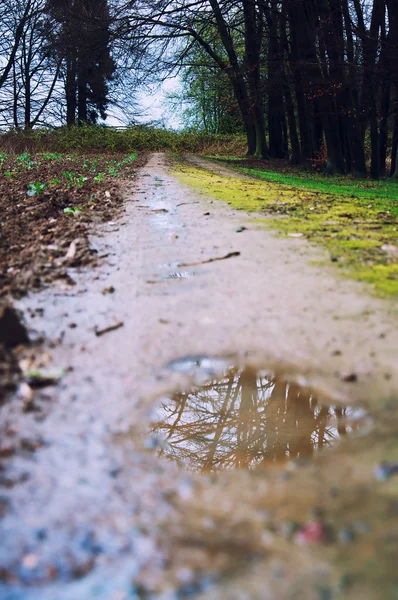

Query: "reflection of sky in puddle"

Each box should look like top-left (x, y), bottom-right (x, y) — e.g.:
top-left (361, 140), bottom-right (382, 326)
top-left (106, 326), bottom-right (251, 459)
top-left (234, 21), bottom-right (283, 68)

top-left (164, 271), bottom-right (195, 280)
top-left (151, 368), bottom-right (369, 473)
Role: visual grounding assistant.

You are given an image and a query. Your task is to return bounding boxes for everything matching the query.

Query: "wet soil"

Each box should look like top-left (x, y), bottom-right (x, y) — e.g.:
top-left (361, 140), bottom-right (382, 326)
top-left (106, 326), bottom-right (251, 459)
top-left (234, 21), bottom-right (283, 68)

top-left (0, 152), bottom-right (147, 399)
top-left (0, 153), bottom-right (146, 298)
top-left (1, 153), bottom-right (398, 599)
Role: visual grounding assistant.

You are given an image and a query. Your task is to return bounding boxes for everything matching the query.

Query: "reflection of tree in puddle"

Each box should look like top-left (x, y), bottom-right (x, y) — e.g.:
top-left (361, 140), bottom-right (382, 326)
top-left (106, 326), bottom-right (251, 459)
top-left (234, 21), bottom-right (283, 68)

top-left (152, 368), bottom-right (366, 473)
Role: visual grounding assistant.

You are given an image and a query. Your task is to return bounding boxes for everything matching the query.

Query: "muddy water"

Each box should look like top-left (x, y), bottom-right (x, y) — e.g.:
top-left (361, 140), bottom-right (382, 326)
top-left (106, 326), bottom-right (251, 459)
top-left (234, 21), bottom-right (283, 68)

top-left (151, 367), bottom-right (370, 472)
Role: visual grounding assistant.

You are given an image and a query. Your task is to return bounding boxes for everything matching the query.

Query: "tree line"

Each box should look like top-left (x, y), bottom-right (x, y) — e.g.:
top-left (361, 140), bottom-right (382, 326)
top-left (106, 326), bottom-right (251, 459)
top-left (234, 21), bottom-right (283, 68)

top-left (1, 1), bottom-right (398, 179)
top-left (0, 0), bottom-right (139, 129)
top-left (126, 0), bottom-right (398, 178)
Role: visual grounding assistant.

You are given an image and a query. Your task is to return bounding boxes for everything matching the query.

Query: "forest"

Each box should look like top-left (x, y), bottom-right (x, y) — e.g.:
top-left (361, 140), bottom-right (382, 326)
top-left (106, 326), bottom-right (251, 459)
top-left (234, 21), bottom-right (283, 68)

top-left (1, 0), bottom-right (398, 178)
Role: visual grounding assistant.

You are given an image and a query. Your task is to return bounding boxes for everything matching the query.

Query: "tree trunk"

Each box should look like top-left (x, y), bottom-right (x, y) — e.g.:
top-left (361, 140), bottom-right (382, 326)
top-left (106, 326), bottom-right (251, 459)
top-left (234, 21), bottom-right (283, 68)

top-left (387, 0), bottom-right (398, 176)
top-left (266, 0), bottom-right (284, 158)
top-left (391, 90), bottom-right (398, 177)
top-left (24, 74), bottom-right (31, 129)
top-left (66, 54), bottom-right (77, 126)
top-left (77, 57), bottom-right (87, 124)
top-left (281, 71), bottom-right (300, 165)
top-left (285, 0), bottom-right (313, 167)
top-left (243, 0), bottom-right (269, 158)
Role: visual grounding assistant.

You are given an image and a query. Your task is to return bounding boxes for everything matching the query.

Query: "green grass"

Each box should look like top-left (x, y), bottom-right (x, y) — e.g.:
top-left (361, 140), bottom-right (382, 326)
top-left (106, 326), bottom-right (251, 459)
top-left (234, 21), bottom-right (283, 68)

top-left (212, 159), bottom-right (398, 218)
top-left (173, 159), bottom-right (398, 298)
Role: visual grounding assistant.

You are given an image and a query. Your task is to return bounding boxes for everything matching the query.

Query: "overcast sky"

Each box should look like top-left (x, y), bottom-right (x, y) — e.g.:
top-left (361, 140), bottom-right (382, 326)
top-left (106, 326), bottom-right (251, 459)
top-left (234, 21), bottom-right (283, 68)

top-left (108, 77), bottom-right (183, 129)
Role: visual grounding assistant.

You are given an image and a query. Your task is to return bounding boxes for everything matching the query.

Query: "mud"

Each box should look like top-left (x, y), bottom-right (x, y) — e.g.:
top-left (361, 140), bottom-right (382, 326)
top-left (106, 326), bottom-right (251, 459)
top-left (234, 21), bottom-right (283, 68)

top-left (1, 153), bottom-right (398, 599)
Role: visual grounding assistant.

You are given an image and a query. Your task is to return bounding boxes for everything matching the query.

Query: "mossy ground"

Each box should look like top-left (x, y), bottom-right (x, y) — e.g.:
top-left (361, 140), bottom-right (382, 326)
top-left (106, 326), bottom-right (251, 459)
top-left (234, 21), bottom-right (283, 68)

top-left (173, 159), bottom-right (398, 297)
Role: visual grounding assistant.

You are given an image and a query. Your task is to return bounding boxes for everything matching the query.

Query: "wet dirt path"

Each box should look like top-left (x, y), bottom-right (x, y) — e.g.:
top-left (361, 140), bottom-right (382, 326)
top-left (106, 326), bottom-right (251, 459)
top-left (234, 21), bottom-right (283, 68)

top-left (2, 153), bottom-right (398, 599)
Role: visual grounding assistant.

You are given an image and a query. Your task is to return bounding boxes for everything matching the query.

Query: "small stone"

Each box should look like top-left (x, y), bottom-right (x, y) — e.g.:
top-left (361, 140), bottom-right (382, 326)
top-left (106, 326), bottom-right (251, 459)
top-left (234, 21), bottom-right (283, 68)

top-left (339, 527), bottom-right (355, 543)
top-left (295, 520), bottom-right (326, 544)
top-left (236, 226), bottom-right (247, 233)
top-left (329, 487), bottom-right (340, 498)
top-left (353, 521), bottom-right (370, 534)
top-left (375, 462), bottom-right (398, 481)
top-left (35, 528), bottom-right (48, 541)
top-left (381, 244), bottom-right (398, 254)
top-left (19, 382), bottom-right (34, 403)
top-left (280, 521), bottom-right (300, 538)
top-left (338, 574), bottom-right (354, 591)
top-left (22, 554), bottom-right (39, 570)
top-left (0, 306), bottom-right (29, 348)
top-left (102, 286), bottom-right (116, 295)
top-left (317, 587), bottom-right (332, 600)
top-left (340, 372), bottom-right (358, 383)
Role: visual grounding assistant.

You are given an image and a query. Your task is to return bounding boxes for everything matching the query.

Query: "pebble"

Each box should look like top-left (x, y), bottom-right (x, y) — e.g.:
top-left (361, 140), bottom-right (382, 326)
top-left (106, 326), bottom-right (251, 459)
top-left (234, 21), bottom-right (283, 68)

top-left (340, 372), bottom-right (358, 383)
top-left (22, 554), bottom-right (39, 570)
top-left (375, 462), bottom-right (398, 480)
top-left (280, 521), bottom-right (299, 538)
top-left (295, 520), bottom-right (326, 544)
top-left (339, 527), bottom-right (355, 543)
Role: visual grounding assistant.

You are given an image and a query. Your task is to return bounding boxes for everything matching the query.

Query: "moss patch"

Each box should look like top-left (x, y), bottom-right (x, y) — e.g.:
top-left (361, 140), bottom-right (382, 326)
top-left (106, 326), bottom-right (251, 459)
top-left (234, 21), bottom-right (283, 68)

top-left (172, 160), bottom-right (398, 297)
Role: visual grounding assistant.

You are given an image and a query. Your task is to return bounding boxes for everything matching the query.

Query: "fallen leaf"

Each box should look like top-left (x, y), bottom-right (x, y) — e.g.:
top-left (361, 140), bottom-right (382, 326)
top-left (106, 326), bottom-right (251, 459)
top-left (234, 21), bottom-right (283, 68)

top-left (65, 241), bottom-right (77, 260)
top-left (26, 368), bottom-right (65, 387)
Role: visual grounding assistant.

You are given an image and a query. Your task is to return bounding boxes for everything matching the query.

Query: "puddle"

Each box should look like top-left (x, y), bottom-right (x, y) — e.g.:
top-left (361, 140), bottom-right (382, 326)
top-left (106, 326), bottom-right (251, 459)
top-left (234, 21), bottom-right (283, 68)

top-left (164, 271), bottom-right (196, 280)
top-left (156, 262), bottom-right (181, 269)
top-left (166, 355), bottom-right (234, 382)
top-left (150, 365), bottom-right (370, 473)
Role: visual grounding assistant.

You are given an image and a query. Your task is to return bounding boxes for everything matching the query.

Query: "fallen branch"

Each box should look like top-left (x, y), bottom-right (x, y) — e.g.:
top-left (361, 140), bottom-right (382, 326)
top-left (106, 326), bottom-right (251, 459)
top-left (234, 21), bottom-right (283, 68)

top-left (177, 252), bottom-right (240, 268)
top-left (95, 321), bottom-right (124, 337)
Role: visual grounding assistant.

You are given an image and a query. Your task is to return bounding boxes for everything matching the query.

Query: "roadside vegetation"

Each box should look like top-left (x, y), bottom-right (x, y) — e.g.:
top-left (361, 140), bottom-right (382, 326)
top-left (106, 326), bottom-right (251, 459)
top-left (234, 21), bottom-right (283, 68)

top-left (0, 148), bottom-right (144, 298)
top-left (0, 126), bottom-right (247, 156)
top-left (173, 157), bottom-right (398, 298)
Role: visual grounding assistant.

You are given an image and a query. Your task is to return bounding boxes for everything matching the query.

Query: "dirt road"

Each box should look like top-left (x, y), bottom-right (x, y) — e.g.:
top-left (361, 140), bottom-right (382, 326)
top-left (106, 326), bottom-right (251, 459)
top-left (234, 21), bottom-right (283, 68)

top-left (1, 153), bottom-right (398, 599)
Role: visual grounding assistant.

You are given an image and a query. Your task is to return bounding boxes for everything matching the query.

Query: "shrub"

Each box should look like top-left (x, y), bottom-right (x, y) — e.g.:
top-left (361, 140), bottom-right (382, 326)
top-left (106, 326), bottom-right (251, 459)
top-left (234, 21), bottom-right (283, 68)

top-left (0, 126), bottom-right (247, 156)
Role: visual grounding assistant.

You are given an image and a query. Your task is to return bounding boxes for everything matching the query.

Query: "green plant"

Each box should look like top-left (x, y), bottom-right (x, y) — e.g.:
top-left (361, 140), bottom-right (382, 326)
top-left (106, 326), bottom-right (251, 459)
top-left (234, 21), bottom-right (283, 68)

top-left (93, 172), bottom-right (105, 183)
top-left (76, 175), bottom-right (88, 186)
top-left (27, 181), bottom-right (47, 197)
top-left (108, 166), bottom-right (119, 177)
top-left (64, 207), bottom-right (83, 215)
top-left (17, 152), bottom-right (36, 169)
top-left (4, 171), bottom-right (14, 182)
top-left (62, 171), bottom-right (77, 186)
top-left (42, 152), bottom-right (62, 161)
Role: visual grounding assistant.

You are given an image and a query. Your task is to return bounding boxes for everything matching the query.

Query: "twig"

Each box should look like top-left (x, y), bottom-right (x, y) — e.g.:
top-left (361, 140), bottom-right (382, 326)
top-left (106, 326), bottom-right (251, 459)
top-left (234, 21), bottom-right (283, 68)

top-left (177, 252), bottom-right (240, 268)
top-left (95, 321), bottom-right (124, 337)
